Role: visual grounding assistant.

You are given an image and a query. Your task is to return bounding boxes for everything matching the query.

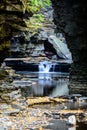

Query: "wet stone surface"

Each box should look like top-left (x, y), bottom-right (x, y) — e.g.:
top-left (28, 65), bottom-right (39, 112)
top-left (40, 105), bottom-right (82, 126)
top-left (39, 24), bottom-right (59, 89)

top-left (0, 67), bottom-right (87, 130)
top-left (0, 95), bottom-right (87, 130)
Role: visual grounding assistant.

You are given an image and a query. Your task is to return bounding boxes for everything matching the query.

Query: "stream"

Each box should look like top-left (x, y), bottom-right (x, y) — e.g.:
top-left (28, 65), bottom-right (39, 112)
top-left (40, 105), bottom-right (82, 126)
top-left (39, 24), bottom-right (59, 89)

top-left (15, 60), bottom-right (70, 97)
top-left (12, 61), bottom-right (87, 130)
top-left (0, 1), bottom-right (87, 130)
top-left (0, 3), bottom-right (87, 130)
top-left (0, 60), bottom-right (87, 130)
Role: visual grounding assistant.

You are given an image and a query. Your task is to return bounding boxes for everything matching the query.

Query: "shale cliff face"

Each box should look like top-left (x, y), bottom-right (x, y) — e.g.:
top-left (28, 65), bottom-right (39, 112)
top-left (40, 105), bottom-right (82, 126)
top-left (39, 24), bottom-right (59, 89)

top-left (0, 0), bottom-right (31, 42)
top-left (51, 0), bottom-right (87, 82)
top-left (0, 0), bottom-right (32, 63)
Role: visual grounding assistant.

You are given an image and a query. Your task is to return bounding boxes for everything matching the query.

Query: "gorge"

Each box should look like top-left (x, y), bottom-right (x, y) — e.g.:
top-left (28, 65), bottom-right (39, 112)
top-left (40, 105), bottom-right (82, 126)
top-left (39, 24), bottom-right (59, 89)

top-left (0, 0), bottom-right (87, 83)
top-left (0, 0), bottom-right (87, 130)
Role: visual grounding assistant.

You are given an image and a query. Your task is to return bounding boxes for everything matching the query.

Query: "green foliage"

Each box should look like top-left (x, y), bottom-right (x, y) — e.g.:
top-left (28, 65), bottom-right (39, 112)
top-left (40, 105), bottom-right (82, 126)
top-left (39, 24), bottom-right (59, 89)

top-left (22, 0), bottom-right (51, 31)
top-left (0, 0), bottom-right (51, 43)
top-left (33, 13), bottom-right (44, 22)
top-left (20, 0), bottom-right (51, 13)
top-left (29, 0), bottom-right (51, 12)
top-left (24, 14), bottom-right (44, 32)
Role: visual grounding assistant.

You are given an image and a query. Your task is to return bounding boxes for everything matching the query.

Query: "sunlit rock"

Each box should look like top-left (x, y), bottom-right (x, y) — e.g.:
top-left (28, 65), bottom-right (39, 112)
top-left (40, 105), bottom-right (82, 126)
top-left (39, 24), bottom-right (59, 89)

top-left (48, 35), bottom-right (72, 60)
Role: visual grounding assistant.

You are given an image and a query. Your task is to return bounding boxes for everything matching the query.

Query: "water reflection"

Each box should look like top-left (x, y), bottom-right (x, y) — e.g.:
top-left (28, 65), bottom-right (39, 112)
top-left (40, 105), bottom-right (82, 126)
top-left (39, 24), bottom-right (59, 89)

top-left (16, 70), bottom-right (69, 97)
top-left (49, 79), bottom-right (69, 97)
top-left (44, 119), bottom-right (87, 130)
top-left (21, 77), bottom-right (69, 97)
top-left (44, 120), bottom-right (77, 130)
top-left (38, 78), bottom-right (69, 97)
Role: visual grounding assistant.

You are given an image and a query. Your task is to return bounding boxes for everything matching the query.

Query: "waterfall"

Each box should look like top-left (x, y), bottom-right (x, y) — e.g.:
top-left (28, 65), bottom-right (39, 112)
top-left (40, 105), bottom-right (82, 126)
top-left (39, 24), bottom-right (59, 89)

top-left (39, 61), bottom-right (56, 79)
top-left (39, 61), bottom-right (52, 73)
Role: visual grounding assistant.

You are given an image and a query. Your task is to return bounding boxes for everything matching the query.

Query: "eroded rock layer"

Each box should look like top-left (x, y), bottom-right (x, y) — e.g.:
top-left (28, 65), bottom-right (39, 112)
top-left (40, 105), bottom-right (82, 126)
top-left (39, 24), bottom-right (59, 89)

top-left (0, 0), bottom-right (32, 63)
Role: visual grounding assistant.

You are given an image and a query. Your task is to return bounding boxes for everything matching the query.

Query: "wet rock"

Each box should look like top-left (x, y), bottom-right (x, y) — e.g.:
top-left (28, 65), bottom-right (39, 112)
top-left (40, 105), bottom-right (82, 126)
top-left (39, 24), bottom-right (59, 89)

top-left (58, 110), bottom-right (83, 116)
top-left (0, 116), bottom-right (9, 122)
top-left (78, 97), bottom-right (87, 102)
top-left (26, 42), bottom-right (45, 57)
top-left (70, 94), bottom-right (82, 102)
top-left (3, 109), bottom-right (20, 116)
top-left (26, 97), bottom-right (52, 106)
top-left (67, 115), bottom-right (76, 126)
top-left (0, 82), bottom-right (22, 103)
top-left (0, 116), bottom-right (13, 129)
top-left (51, 112), bottom-right (60, 119)
top-left (51, 55), bottom-right (58, 60)
top-left (11, 103), bottom-right (25, 111)
top-left (1, 84), bottom-right (13, 90)
top-left (7, 90), bottom-right (21, 97)
top-left (12, 80), bottom-right (32, 87)
top-left (4, 67), bottom-right (15, 76)
top-left (0, 104), bottom-right (9, 110)
top-left (0, 96), bottom-right (87, 130)
top-left (44, 112), bottom-right (52, 118)
top-left (0, 69), bottom-right (9, 80)
top-left (69, 82), bottom-right (87, 96)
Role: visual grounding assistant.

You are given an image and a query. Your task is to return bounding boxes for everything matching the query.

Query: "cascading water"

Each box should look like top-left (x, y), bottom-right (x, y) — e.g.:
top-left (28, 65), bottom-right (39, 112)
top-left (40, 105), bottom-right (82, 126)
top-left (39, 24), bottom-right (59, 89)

top-left (39, 61), bottom-right (56, 79)
top-left (39, 61), bottom-right (51, 79)
top-left (39, 61), bottom-right (52, 73)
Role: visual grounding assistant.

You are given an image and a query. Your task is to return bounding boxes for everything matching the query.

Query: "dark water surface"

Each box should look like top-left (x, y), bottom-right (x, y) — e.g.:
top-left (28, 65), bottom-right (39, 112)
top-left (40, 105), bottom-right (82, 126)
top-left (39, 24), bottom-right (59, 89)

top-left (16, 71), bottom-right (69, 97)
top-left (44, 120), bottom-right (87, 130)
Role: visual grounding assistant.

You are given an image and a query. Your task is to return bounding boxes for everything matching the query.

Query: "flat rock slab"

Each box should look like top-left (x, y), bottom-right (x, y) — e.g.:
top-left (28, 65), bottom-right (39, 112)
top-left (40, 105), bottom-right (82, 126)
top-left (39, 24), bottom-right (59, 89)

top-left (58, 110), bottom-right (84, 115)
top-left (2, 109), bottom-right (20, 116)
top-left (26, 97), bottom-right (68, 106)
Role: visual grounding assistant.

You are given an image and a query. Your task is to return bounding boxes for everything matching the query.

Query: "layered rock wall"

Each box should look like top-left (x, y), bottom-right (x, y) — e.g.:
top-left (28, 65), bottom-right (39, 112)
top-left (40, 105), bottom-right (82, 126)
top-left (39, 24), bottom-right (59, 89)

top-left (51, 0), bottom-right (87, 82)
top-left (0, 0), bottom-right (30, 42)
top-left (0, 0), bottom-right (32, 63)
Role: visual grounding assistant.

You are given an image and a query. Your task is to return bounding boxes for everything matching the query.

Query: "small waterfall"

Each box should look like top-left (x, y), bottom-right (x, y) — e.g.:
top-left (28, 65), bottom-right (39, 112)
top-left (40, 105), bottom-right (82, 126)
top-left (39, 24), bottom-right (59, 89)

top-left (39, 61), bottom-right (56, 79)
top-left (52, 62), bottom-right (57, 72)
top-left (39, 61), bottom-right (52, 73)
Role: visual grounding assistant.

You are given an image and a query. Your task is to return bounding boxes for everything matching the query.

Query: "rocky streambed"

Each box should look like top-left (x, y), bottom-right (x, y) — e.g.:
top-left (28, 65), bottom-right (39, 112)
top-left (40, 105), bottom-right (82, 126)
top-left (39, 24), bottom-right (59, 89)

top-left (0, 67), bottom-right (87, 130)
top-left (0, 95), bottom-right (87, 130)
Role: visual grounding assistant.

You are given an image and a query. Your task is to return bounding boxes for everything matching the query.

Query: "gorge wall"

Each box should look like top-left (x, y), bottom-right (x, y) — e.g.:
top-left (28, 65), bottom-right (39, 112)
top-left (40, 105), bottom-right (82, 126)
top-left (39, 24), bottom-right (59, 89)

top-left (0, 0), bottom-right (51, 63)
top-left (51, 0), bottom-right (87, 94)
top-left (51, 0), bottom-right (87, 82)
top-left (0, 0), bottom-right (31, 63)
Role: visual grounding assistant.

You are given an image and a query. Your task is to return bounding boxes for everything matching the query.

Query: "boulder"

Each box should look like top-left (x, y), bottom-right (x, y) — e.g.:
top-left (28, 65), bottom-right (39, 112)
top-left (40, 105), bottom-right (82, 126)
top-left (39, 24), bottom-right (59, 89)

top-left (48, 35), bottom-right (72, 60)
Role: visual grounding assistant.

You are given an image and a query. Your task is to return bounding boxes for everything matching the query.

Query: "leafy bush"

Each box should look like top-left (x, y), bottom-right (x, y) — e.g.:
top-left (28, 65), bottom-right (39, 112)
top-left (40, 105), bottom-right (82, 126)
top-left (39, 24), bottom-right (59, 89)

top-left (29, 0), bottom-right (51, 12)
top-left (20, 0), bottom-right (51, 13)
top-left (21, 0), bottom-right (51, 31)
